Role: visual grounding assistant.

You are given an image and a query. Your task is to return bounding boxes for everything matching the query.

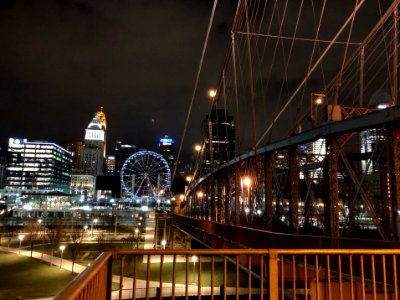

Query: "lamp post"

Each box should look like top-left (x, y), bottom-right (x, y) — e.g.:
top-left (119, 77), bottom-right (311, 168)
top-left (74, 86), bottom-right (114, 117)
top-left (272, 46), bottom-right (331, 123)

top-left (18, 235), bottom-right (24, 255)
top-left (310, 93), bottom-right (326, 127)
top-left (243, 177), bottom-right (251, 206)
top-left (197, 191), bottom-right (204, 219)
top-left (38, 219), bottom-right (44, 260)
top-left (59, 245), bottom-right (65, 269)
top-left (91, 218), bottom-right (98, 237)
top-left (135, 228), bottom-right (139, 248)
top-left (192, 255), bottom-right (198, 284)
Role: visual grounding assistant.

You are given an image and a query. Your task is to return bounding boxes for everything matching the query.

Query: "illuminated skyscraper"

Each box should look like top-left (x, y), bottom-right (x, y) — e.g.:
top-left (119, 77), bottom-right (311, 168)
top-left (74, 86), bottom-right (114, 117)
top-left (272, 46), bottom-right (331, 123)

top-left (105, 156), bottom-right (116, 174)
top-left (3, 138), bottom-right (72, 194)
top-left (159, 136), bottom-right (175, 168)
top-left (80, 112), bottom-right (105, 176)
top-left (114, 141), bottom-right (136, 175)
top-left (66, 141), bottom-right (84, 170)
top-left (202, 109), bottom-right (235, 174)
top-left (97, 107), bottom-right (107, 158)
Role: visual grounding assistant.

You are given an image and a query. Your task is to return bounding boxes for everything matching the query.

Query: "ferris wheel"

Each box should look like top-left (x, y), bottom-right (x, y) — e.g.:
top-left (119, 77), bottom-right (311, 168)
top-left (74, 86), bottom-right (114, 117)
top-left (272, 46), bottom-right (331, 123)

top-left (120, 150), bottom-right (171, 198)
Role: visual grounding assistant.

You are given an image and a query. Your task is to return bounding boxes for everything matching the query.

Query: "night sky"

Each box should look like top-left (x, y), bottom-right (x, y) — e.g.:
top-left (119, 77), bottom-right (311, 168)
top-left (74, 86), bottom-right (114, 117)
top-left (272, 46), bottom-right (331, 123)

top-left (0, 1), bottom-right (394, 164)
top-left (0, 1), bottom-right (236, 161)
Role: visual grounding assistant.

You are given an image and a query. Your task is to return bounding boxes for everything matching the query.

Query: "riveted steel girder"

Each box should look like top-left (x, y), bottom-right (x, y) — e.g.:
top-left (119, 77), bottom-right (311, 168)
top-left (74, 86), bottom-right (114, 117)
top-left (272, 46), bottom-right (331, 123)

top-left (388, 126), bottom-right (400, 240)
top-left (325, 138), bottom-right (340, 238)
top-left (264, 153), bottom-right (273, 230)
top-left (289, 146), bottom-right (299, 233)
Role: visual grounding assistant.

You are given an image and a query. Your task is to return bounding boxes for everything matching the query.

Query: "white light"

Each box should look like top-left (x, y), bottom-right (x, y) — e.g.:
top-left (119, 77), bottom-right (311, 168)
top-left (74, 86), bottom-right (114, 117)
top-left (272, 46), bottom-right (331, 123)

top-left (244, 207), bottom-right (250, 214)
top-left (315, 97), bottom-right (323, 105)
top-left (377, 103), bottom-right (389, 109)
top-left (22, 204), bottom-right (32, 211)
top-left (81, 205), bottom-right (92, 211)
top-left (192, 255), bottom-right (198, 263)
top-left (141, 205), bottom-right (148, 212)
top-left (256, 209), bottom-right (262, 215)
top-left (208, 89), bottom-right (217, 98)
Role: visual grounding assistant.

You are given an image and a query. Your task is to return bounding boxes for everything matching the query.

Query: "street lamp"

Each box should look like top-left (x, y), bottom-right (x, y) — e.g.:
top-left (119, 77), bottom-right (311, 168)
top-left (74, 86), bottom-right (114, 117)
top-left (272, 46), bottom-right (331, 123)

top-left (59, 245), bottom-right (65, 269)
top-left (18, 235), bottom-right (24, 255)
top-left (91, 218), bottom-right (98, 237)
top-left (192, 255), bottom-right (198, 284)
top-left (161, 239), bottom-right (166, 249)
top-left (208, 89), bottom-right (217, 98)
top-left (197, 191), bottom-right (204, 218)
top-left (37, 219), bottom-right (44, 260)
top-left (310, 93), bottom-right (326, 127)
top-left (194, 144), bottom-right (202, 152)
top-left (135, 228), bottom-right (139, 248)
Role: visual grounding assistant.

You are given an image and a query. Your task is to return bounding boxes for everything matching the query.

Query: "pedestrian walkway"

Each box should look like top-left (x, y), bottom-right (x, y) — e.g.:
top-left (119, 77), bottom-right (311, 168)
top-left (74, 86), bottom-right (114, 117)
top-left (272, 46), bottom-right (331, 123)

top-left (0, 210), bottom-right (211, 299)
top-left (0, 246), bottom-right (87, 274)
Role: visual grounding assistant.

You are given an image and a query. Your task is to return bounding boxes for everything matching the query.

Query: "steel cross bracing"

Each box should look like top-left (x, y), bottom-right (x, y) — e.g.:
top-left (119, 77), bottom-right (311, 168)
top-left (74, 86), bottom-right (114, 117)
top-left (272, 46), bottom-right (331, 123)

top-left (185, 106), bottom-right (400, 241)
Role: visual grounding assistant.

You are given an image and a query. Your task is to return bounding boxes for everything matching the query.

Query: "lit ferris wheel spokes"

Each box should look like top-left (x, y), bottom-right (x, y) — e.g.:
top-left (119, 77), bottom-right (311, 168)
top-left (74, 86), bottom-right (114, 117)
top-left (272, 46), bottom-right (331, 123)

top-left (120, 150), bottom-right (171, 198)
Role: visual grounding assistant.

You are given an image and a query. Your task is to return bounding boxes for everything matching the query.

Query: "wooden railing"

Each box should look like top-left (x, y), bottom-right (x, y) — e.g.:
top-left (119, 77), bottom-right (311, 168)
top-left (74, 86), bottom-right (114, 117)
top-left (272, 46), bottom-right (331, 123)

top-left (54, 249), bottom-right (400, 300)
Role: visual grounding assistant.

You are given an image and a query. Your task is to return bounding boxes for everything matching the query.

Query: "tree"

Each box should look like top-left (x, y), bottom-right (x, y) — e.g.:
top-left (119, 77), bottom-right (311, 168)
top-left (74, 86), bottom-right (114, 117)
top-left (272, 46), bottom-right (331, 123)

top-left (69, 227), bottom-right (85, 274)
top-left (23, 219), bottom-right (42, 257)
top-left (46, 219), bottom-right (67, 261)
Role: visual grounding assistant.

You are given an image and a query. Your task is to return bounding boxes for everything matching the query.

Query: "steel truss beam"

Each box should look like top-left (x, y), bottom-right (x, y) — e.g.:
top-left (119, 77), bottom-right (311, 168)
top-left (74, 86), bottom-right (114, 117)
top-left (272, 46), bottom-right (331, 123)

top-left (186, 106), bottom-right (400, 241)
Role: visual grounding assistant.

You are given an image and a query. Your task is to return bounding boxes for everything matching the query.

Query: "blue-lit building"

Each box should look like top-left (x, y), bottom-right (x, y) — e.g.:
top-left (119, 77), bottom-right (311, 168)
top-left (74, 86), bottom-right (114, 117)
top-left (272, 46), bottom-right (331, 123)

top-left (3, 138), bottom-right (72, 195)
top-left (159, 136), bottom-right (175, 168)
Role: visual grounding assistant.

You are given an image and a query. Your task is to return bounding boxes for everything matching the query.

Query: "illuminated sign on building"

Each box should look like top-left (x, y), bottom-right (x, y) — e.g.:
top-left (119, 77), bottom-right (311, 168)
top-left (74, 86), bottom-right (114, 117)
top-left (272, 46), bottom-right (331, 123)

top-left (85, 129), bottom-right (105, 141)
top-left (159, 138), bottom-right (174, 146)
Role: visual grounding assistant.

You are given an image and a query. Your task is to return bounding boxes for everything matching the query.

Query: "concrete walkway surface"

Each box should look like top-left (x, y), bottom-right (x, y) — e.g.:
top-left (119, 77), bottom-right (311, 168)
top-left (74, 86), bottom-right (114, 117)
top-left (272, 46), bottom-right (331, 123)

top-left (0, 210), bottom-right (218, 299)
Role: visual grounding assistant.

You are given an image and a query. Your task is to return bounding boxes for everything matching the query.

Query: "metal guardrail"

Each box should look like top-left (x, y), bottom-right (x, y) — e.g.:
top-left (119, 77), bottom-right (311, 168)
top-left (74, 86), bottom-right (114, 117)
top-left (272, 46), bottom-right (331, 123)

top-left (54, 249), bottom-right (400, 300)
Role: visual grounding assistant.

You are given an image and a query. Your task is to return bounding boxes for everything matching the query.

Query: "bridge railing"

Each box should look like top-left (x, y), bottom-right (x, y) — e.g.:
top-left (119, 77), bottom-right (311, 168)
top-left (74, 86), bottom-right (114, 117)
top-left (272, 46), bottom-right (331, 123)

top-left (54, 249), bottom-right (400, 300)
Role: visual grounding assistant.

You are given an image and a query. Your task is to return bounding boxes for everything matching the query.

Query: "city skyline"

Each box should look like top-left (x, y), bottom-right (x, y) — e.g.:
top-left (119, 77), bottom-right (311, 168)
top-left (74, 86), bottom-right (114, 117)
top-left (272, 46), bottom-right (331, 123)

top-left (0, 1), bottom-right (392, 163)
top-left (0, 1), bottom-right (236, 162)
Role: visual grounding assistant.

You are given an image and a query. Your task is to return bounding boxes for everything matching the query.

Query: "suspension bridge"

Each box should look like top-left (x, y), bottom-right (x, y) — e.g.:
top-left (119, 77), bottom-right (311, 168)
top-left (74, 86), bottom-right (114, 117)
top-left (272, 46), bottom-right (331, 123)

top-left (174, 0), bottom-right (400, 248)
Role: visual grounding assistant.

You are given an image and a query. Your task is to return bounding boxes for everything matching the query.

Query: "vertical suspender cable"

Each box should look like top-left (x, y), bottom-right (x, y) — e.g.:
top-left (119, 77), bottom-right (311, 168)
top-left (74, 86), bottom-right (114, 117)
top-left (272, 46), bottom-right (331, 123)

top-left (393, 6), bottom-right (398, 105)
top-left (244, 0), bottom-right (257, 145)
top-left (255, 0), bottom-right (367, 148)
top-left (334, 0), bottom-right (359, 106)
top-left (173, 0), bottom-right (219, 181)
